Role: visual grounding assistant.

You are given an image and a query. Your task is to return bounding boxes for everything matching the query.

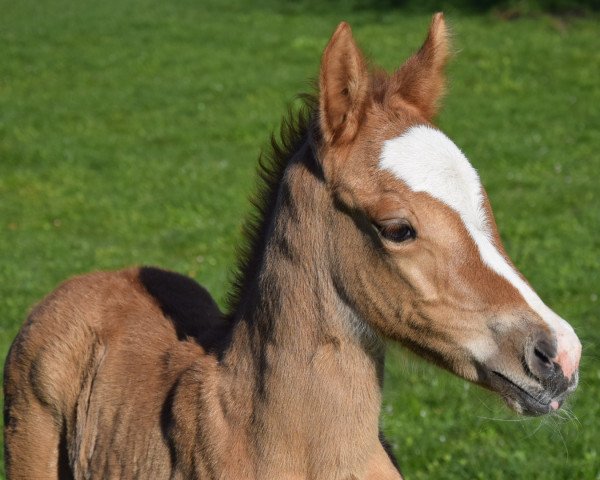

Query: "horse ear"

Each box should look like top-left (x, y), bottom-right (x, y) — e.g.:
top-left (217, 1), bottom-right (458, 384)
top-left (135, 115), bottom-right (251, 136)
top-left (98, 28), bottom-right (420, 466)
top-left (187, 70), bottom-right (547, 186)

top-left (387, 13), bottom-right (450, 120)
top-left (319, 22), bottom-right (369, 146)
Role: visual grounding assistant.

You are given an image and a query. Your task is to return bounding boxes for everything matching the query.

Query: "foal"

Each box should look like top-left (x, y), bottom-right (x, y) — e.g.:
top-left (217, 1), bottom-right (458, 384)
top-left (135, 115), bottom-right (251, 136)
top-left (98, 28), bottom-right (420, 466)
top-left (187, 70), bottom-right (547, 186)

top-left (4, 14), bottom-right (581, 480)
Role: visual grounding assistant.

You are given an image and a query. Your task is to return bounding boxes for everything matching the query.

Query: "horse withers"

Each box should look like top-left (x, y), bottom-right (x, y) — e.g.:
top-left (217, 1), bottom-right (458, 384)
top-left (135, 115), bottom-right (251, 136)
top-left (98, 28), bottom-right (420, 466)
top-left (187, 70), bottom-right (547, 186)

top-left (4, 13), bottom-right (581, 480)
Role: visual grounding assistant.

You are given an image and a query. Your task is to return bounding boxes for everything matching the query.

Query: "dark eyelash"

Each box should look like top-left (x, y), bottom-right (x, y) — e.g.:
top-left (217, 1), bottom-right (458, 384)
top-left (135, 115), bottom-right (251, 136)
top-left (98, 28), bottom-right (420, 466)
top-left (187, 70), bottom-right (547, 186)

top-left (375, 222), bottom-right (416, 243)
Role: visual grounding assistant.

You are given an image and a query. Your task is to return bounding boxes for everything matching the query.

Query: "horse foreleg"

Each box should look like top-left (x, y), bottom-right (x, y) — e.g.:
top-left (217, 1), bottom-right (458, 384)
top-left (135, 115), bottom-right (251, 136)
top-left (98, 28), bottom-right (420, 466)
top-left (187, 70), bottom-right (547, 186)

top-left (364, 443), bottom-right (403, 480)
top-left (4, 388), bottom-right (72, 480)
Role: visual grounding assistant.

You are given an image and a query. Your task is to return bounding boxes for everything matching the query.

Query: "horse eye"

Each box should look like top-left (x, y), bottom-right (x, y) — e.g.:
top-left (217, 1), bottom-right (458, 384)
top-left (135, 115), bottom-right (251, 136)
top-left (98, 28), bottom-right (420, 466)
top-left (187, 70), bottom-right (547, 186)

top-left (375, 221), bottom-right (416, 243)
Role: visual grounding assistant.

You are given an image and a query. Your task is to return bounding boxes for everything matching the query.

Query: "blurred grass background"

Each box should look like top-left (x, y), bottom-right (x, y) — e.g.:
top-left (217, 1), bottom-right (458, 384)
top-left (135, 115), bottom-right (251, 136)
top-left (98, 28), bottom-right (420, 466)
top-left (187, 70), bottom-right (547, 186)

top-left (1, 0), bottom-right (599, 478)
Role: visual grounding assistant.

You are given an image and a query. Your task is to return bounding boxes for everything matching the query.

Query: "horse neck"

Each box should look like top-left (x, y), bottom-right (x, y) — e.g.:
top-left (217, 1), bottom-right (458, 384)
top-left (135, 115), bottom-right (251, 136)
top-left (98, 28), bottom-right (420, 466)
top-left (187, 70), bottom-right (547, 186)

top-left (220, 144), bottom-right (386, 472)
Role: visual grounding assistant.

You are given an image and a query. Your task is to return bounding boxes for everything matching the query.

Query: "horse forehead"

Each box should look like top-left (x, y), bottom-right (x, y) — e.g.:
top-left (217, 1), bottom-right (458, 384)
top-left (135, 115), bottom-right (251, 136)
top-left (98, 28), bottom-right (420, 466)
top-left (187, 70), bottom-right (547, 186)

top-left (378, 125), bottom-right (487, 232)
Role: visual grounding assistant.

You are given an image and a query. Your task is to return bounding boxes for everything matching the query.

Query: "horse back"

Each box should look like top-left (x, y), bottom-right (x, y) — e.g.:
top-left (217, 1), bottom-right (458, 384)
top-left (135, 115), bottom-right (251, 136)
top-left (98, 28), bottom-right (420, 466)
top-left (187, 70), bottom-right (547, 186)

top-left (4, 266), bottom-right (224, 479)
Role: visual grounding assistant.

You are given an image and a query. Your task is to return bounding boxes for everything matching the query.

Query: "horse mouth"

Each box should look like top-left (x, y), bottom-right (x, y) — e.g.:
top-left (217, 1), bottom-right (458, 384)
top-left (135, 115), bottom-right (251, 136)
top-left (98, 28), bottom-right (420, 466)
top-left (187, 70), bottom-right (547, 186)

top-left (491, 371), bottom-right (562, 416)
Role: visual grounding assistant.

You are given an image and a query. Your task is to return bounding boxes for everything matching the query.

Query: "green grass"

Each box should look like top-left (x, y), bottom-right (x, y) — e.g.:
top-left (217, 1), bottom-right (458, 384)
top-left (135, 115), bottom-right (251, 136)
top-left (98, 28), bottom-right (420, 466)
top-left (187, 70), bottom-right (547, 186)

top-left (1, 1), bottom-right (599, 478)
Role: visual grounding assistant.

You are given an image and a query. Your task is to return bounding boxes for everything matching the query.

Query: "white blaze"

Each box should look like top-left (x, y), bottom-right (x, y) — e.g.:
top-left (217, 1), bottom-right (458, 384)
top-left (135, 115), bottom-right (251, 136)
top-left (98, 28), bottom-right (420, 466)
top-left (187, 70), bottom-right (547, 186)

top-left (379, 125), bottom-right (580, 377)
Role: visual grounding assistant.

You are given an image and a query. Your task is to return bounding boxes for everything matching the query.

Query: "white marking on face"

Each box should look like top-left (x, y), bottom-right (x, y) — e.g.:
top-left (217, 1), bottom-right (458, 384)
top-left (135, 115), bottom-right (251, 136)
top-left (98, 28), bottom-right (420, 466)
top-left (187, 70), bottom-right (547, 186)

top-left (380, 125), bottom-right (489, 237)
top-left (380, 125), bottom-right (581, 373)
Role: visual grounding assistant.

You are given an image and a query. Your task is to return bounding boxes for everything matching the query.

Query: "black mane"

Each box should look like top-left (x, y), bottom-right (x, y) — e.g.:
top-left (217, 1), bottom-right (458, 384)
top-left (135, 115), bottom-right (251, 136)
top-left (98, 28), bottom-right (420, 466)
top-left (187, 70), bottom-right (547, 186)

top-left (225, 94), bottom-right (319, 317)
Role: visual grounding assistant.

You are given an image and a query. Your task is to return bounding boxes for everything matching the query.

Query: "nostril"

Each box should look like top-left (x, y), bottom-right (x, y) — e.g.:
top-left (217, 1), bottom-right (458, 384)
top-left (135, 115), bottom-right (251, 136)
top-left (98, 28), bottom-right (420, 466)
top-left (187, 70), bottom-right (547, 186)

top-left (528, 337), bottom-right (558, 381)
top-left (526, 335), bottom-right (559, 381)
top-left (534, 347), bottom-right (552, 368)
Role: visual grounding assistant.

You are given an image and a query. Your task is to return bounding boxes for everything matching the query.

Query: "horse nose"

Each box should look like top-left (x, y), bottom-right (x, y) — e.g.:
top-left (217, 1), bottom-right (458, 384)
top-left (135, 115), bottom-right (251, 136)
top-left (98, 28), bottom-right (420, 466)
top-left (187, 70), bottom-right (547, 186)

top-left (553, 317), bottom-right (582, 381)
top-left (527, 322), bottom-right (581, 383)
top-left (555, 340), bottom-right (581, 381)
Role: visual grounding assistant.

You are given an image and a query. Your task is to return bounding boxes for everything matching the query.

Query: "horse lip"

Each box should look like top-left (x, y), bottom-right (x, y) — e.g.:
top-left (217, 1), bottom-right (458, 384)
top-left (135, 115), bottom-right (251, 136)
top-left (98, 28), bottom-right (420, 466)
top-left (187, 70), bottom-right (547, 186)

top-left (491, 370), bottom-right (555, 415)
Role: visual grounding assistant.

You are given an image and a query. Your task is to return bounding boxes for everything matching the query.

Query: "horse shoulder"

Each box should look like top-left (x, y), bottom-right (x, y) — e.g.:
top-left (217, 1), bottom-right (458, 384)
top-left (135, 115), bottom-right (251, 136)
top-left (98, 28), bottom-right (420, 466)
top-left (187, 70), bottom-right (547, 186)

top-left (4, 266), bottom-right (225, 478)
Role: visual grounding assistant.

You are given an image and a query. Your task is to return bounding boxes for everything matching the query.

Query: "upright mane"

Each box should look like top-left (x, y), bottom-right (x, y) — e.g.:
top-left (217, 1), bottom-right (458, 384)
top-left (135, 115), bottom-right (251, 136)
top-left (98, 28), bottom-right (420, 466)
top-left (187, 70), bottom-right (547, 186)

top-left (225, 93), bottom-right (319, 318)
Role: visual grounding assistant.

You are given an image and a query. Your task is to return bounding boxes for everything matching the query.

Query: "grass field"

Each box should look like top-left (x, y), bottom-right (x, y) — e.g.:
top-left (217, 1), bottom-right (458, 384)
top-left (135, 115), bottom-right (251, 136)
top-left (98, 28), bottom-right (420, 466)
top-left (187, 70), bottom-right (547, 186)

top-left (1, 0), bottom-right (599, 478)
